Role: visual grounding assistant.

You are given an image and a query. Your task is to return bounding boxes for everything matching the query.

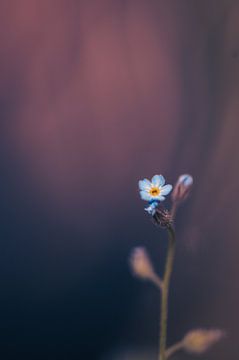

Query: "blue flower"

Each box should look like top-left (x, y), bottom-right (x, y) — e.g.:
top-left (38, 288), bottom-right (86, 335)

top-left (139, 175), bottom-right (173, 203)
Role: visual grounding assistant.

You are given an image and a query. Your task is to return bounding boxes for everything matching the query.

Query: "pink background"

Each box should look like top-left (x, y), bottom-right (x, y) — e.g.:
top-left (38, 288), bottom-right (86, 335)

top-left (0, 1), bottom-right (238, 358)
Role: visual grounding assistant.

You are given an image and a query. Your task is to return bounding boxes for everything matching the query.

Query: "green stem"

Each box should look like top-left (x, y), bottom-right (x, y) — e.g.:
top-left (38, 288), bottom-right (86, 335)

top-left (159, 226), bottom-right (176, 360)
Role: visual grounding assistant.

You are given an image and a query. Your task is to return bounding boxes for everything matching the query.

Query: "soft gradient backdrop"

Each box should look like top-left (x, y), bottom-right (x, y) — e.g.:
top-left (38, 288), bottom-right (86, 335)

top-left (0, 0), bottom-right (238, 359)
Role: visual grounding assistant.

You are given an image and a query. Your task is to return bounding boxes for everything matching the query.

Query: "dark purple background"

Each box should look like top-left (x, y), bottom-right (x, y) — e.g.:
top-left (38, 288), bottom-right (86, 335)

top-left (0, 1), bottom-right (238, 359)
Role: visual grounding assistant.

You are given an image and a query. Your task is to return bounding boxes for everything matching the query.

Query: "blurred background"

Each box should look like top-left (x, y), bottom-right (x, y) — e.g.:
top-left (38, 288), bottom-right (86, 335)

top-left (0, 0), bottom-right (238, 359)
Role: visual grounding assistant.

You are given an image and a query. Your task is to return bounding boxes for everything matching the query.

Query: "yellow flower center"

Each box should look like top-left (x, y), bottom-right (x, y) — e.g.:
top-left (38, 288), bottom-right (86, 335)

top-left (149, 187), bottom-right (160, 197)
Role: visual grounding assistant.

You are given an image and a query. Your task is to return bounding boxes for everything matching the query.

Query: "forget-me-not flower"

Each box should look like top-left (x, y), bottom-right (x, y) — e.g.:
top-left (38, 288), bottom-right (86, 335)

top-left (139, 175), bottom-right (172, 202)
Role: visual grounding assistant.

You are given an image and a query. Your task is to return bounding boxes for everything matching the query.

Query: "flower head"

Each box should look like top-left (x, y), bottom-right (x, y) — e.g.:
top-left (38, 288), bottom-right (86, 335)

top-left (171, 174), bottom-right (193, 203)
top-left (139, 175), bottom-right (172, 203)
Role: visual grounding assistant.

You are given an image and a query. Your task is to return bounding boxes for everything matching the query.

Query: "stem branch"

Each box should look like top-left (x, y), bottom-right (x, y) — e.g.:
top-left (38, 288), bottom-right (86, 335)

top-left (165, 340), bottom-right (184, 359)
top-left (150, 273), bottom-right (163, 291)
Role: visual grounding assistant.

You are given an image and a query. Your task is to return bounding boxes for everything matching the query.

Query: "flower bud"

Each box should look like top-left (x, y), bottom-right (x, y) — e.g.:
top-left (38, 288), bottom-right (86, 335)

top-left (171, 174), bottom-right (193, 203)
top-left (129, 247), bottom-right (155, 280)
top-left (183, 329), bottom-right (225, 354)
top-left (144, 201), bottom-right (158, 216)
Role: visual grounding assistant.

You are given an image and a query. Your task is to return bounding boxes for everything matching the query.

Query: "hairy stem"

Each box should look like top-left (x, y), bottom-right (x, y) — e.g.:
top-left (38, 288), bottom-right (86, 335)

top-left (159, 226), bottom-right (176, 360)
top-left (170, 202), bottom-right (178, 220)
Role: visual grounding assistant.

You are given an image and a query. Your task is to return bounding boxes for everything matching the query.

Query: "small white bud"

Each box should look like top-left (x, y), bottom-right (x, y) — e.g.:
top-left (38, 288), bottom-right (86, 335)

top-left (171, 174), bottom-right (193, 203)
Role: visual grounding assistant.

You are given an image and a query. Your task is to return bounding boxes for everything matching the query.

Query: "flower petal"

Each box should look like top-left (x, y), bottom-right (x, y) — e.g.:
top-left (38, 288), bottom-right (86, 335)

top-left (152, 195), bottom-right (165, 201)
top-left (151, 175), bottom-right (165, 187)
top-left (160, 184), bottom-right (173, 196)
top-left (140, 190), bottom-right (151, 201)
top-left (139, 179), bottom-right (151, 191)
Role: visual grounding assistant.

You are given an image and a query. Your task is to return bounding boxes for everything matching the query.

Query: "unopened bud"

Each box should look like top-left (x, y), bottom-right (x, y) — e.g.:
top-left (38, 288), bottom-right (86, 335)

top-left (183, 329), bottom-right (225, 355)
top-left (130, 247), bottom-right (155, 280)
top-left (145, 201), bottom-right (158, 216)
top-left (171, 174), bottom-right (193, 203)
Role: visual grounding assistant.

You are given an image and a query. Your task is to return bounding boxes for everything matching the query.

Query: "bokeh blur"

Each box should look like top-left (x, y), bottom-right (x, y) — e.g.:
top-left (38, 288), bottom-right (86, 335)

top-left (0, 0), bottom-right (238, 359)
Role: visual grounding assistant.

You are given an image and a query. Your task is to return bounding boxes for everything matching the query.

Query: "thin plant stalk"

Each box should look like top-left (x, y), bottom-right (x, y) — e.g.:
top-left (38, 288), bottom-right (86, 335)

top-left (159, 225), bottom-right (176, 360)
top-left (170, 202), bottom-right (178, 220)
top-left (165, 340), bottom-right (184, 359)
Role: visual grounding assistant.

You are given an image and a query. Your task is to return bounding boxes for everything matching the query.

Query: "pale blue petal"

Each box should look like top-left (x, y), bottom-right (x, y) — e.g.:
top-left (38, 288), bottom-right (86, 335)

top-left (152, 174), bottom-right (165, 187)
top-left (140, 190), bottom-right (151, 201)
top-left (152, 195), bottom-right (165, 201)
top-left (160, 184), bottom-right (173, 196)
top-left (138, 180), bottom-right (145, 190)
top-left (138, 178), bottom-right (151, 191)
